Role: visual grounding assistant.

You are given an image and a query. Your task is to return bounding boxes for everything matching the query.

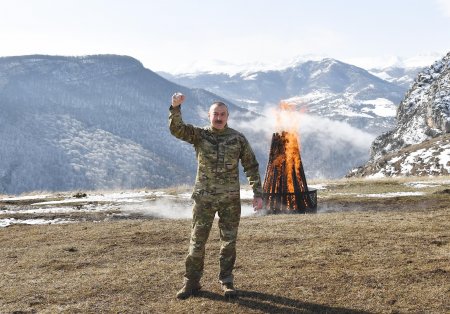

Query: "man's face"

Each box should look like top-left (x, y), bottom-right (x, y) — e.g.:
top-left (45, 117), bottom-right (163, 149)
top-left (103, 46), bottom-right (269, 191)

top-left (208, 104), bottom-right (229, 130)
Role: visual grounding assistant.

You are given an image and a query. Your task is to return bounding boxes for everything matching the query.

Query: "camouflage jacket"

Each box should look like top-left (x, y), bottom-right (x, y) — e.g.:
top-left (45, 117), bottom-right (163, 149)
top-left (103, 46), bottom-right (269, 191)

top-left (169, 105), bottom-right (262, 199)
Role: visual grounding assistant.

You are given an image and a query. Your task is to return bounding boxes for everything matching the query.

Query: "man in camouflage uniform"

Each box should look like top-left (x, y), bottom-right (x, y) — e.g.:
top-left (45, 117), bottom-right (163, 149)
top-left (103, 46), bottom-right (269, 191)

top-left (169, 92), bottom-right (263, 299)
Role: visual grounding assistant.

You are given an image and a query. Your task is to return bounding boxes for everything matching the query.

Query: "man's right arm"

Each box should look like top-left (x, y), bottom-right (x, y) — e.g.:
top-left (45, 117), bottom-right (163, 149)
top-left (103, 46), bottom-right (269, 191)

top-left (168, 93), bottom-right (199, 144)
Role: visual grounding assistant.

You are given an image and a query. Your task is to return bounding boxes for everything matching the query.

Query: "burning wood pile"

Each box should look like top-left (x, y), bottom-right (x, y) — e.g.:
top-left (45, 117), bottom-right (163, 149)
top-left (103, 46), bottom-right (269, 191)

top-left (262, 110), bottom-right (317, 213)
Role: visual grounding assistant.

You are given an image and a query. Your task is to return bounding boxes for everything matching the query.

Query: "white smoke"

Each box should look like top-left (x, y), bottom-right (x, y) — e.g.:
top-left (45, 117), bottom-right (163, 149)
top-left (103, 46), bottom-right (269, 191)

top-left (298, 113), bottom-right (376, 150)
top-left (120, 193), bottom-right (260, 219)
top-left (232, 105), bottom-right (376, 178)
top-left (233, 106), bottom-right (374, 150)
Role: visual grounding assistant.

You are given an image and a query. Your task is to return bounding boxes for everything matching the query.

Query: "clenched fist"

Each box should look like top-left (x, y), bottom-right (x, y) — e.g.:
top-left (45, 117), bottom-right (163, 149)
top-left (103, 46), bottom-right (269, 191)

top-left (172, 92), bottom-right (185, 107)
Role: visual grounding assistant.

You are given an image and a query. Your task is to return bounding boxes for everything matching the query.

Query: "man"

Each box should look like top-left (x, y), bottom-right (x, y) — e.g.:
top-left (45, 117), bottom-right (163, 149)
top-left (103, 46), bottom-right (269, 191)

top-left (169, 92), bottom-right (263, 299)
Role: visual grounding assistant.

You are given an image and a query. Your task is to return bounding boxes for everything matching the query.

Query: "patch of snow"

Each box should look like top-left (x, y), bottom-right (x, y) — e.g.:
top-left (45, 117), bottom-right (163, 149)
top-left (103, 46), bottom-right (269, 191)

top-left (3, 204), bottom-right (116, 215)
top-left (356, 192), bottom-right (425, 198)
top-left (0, 218), bottom-right (74, 228)
top-left (309, 184), bottom-right (327, 190)
top-left (369, 70), bottom-right (392, 81)
top-left (285, 91), bottom-right (334, 104)
top-left (388, 156), bottom-right (403, 164)
top-left (437, 146), bottom-right (450, 171)
top-left (30, 191), bottom-right (152, 206)
top-left (241, 73), bottom-right (258, 80)
top-left (240, 189), bottom-right (254, 200)
top-left (178, 192), bottom-right (192, 199)
top-left (361, 98), bottom-right (397, 117)
top-left (396, 75), bottom-right (413, 84)
top-left (367, 172), bottom-right (387, 179)
top-left (242, 204), bottom-right (259, 217)
top-left (404, 182), bottom-right (441, 188)
top-left (400, 161), bottom-right (414, 175)
top-left (236, 99), bottom-right (259, 104)
top-left (311, 69), bottom-right (325, 79)
top-left (1, 189), bottom-right (261, 221)
top-left (335, 107), bottom-right (374, 118)
top-left (0, 194), bottom-right (53, 202)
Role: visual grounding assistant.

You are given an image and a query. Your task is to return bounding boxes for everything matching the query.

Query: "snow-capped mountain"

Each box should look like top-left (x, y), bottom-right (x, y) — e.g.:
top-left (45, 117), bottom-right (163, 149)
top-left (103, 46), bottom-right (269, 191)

top-left (369, 66), bottom-right (424, 89)
top-left (361, 53), bottom-right (444, 90)
top-left (348, 52), bottom-right (450, 177)
top-left (160, 58), bottom-right (406, 134)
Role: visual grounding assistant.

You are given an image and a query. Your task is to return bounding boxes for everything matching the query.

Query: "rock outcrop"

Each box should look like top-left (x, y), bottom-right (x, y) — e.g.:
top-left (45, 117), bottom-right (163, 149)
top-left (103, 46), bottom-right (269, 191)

top-left (349, 52), bottom-right (450, 177)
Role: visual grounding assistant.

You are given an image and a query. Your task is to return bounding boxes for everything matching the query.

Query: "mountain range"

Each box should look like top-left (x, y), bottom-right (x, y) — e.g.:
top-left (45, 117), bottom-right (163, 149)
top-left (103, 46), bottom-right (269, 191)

top-left (159, 59), bottom-right (420, 134)
top-left (159, 58), bottom-right (425, 182)
top-left (0, 55), bottom-right (257, 194)
top-left (0, 54), bottom-right (432, 194)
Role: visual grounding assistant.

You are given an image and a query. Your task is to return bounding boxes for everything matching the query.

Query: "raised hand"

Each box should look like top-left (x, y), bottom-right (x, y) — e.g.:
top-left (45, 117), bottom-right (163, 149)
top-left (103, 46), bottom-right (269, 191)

top-left (172, 92), bottom-right (185, 107)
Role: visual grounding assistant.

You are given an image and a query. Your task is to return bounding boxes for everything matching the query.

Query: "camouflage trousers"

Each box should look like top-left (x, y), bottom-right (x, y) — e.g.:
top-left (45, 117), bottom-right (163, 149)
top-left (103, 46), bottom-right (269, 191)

top-left (183, 195), bottom-right (241, 284)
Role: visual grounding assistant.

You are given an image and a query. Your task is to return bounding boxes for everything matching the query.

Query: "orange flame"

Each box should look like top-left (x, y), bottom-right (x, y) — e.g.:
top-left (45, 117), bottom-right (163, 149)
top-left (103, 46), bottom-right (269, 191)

top-left (274, 101), bottom-right (303, 193)
top-left (263, 100), bottom-right (316, 212)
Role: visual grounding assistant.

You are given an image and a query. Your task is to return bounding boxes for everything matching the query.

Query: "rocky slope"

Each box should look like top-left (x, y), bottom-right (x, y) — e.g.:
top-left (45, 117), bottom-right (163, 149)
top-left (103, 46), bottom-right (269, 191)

top-left (349, 52), bottom-right (450, 177)
top-left (348, 134), bottom-right (450, 177)
top-left (370, 52), bottom-right (450, 159)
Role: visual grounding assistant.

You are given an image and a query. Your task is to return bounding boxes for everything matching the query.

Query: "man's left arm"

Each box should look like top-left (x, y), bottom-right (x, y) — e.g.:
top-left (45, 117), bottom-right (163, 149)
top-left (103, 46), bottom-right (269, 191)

top-left (240, 137), bottom-right (263, 210)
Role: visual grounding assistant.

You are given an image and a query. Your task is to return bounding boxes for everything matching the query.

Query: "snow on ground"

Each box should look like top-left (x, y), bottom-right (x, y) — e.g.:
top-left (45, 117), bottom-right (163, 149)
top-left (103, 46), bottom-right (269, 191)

top-left (361, 98), bottom-right (396, 117)
top-left (367, 172), bottom-right (387, 179)
top-left (1, 180), bottom-right (446, 228)
top-left (0, 188), bottom-right (260, 227)
top-left (369, 70), bottom-right (392, 82)
top-left (404, 180), bottom-right (450, 188)
top-left (0, 218), bottom-right (75, 228)
top-left (369, 141), bottom-right (450, 177)
top-left (356, 192), bottom-right (426, 198)
top-left (335, 107), bottom-right (374, 118)
top-left (240, 189), bottom-right (254, 200)
top-left (309, 184), bottom-right (327, 190)
top-left (0, 194), bottom-right (53, 201)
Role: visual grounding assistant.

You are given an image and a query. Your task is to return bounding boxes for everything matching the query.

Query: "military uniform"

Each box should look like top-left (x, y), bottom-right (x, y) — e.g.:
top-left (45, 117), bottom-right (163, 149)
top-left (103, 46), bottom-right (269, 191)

top-left (169, 105), bottom-right (262, 285)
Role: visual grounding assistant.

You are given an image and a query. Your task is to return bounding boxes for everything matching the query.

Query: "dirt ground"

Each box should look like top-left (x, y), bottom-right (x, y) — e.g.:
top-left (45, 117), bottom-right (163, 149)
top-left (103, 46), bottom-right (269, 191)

top-left (1, 178), bottom-right (449, 313)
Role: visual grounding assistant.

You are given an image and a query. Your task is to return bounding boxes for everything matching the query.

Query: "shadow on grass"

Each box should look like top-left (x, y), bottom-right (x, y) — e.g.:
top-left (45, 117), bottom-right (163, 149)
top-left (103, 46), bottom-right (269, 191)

top-left (197, 290), bottom-right (372, 314)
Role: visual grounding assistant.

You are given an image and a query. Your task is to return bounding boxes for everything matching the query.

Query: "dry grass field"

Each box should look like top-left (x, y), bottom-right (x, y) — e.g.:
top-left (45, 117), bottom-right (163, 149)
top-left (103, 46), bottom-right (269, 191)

top-left (1, 177), bottom-right (449, 313)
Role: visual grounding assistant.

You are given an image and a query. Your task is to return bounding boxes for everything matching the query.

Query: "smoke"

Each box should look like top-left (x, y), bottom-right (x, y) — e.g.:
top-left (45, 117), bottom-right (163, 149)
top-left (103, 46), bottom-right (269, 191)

top-left (232, 105), bottom-right (377, 179)
top-left (233, 106), bottom-right (374, 149)
top-left (298, 113), bottom-right (376, 149)
top-left (120, 197), bottom-right (260, 219)
top-left (121, 198), bottom-right (193, 219)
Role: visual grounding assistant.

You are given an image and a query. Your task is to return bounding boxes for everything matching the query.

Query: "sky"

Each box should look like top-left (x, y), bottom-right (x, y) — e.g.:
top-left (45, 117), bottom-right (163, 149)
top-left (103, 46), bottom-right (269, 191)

top-left (1, 0), bottom-right (450, 73)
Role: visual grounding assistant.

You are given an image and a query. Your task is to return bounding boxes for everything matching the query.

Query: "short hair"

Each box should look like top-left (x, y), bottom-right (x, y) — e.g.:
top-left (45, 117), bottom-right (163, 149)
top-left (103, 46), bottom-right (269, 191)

top-left (210, 101), bottom-right (228, 113)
